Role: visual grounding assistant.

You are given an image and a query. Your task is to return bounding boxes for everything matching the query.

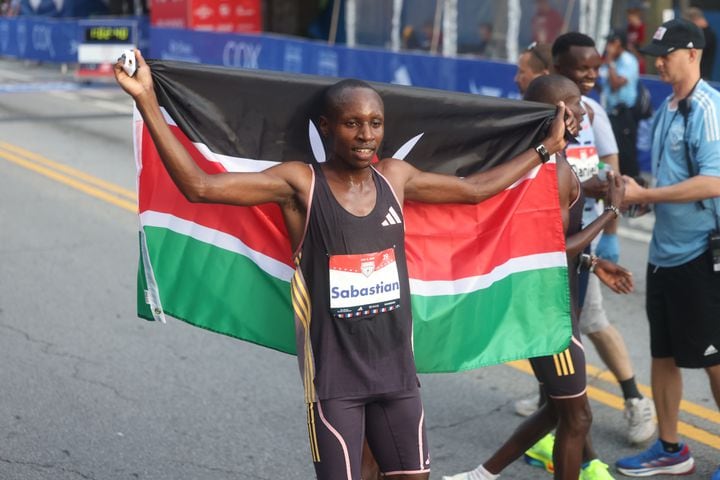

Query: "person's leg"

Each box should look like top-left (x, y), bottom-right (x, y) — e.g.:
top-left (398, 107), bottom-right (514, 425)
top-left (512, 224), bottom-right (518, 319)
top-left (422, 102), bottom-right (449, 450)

top-left (580, 275), bottom-right (654, 444)
top-left (361, 440), bottom-right (381, 480)
top-left (552, 394), bottom-right (592, 480)
top-left (706, 364), bottom-right (720, 409)
top-left (483, 402), bottom-right (558, 474)
top-left (312, 397), bottom-right (366, 480)
top-left (365, 388), bottom-right (430, 480)
top-left (651, 357), bottom-right (682, 443)
top-left (586, 325), bottom-right (634, 381)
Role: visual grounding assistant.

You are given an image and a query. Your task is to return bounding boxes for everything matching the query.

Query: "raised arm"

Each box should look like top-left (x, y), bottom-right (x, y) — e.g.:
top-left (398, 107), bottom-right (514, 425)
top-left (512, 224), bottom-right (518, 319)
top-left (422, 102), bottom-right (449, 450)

top-left (378, 103), bottom-right (572, 204)
top-left (114, 50), bottom-right (309, 208)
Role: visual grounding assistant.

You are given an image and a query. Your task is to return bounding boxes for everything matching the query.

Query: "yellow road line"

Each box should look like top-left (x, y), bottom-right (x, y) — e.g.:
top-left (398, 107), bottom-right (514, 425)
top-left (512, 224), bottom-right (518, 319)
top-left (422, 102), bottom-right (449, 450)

top-left (507, 360), bottom-right (720, 451)
top-left (586, 364), bottom-right (720, 424)
top-left (0, 141), bottom-right (137, 201)
top-left (0, 148), bottom-right (136, 212)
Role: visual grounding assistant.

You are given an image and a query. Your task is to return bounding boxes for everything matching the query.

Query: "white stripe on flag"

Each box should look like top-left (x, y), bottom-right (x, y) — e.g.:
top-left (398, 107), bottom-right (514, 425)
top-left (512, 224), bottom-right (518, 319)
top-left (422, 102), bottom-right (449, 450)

top-left (159, 106), bottom-right (280, 173)
top-left (409, 251), bottom-right (567, 296)
top-left (140, 211), bottom-right (295, 282)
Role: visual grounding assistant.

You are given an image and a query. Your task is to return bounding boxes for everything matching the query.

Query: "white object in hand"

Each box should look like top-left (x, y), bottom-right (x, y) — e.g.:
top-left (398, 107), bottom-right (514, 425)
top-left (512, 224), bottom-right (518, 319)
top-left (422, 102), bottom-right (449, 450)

top-left (120, 49), bottom-right (137, 77)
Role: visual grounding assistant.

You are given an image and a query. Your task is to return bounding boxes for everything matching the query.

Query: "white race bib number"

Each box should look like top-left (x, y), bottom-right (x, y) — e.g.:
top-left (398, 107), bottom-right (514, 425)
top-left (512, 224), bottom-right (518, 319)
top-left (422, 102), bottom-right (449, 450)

top-left (329, 247), bottom-right (401, 318)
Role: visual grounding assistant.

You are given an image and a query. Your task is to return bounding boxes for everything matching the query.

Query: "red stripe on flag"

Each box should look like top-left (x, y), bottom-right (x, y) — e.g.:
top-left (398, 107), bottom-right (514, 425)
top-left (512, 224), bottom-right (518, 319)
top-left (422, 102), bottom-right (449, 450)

top-left (138, 124), bottom-right (294, 266)
top-left (404, 163), bottom-right (565, 281)
top-left (139, 124), bottom-right (564, 280)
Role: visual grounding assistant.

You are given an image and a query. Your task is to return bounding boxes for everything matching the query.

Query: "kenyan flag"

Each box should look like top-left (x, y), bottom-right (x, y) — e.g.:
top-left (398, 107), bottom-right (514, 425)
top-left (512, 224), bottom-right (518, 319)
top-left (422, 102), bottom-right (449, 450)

top-left (135, 61), bottom-right (571, 373)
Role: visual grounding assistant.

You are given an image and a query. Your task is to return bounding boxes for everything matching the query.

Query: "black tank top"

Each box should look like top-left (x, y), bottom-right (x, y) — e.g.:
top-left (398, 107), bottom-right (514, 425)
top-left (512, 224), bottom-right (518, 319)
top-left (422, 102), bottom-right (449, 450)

top-left (292, 164), bottom-right (417, 401)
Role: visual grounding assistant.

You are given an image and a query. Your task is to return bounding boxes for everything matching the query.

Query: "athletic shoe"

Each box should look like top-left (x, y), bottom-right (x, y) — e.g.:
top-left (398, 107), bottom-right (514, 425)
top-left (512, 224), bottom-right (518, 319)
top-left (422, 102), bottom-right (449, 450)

top-left (523, 432), bottom-right (554, 473)
top-left (624, 397), bottom-right (656, 444)
top-left (514, 394), bottom-right (540, 417)
top-left (615, 439), bottom-right (695, 476)
top-left (580, 459), bottom-right (615, 479)
top-left (442, 466), bottom-right (497, 480)
top-left (711, 465), bottom-right (720, 480)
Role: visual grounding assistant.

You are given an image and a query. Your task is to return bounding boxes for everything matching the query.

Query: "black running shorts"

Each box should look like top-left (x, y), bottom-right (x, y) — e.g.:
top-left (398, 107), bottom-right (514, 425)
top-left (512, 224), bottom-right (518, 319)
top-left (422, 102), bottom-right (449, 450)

top-left (529, 334), bottom-right (587, 398)
top-left (309, 387), bottom-right (430, 480)
top-left (647, 249), bottom-right (720, 368)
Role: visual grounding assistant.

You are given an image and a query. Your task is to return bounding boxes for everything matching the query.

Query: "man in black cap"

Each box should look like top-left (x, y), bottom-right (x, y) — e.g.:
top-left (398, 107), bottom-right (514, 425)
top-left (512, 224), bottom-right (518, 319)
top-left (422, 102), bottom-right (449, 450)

top-left (615, 18), bottom-right (720, 479)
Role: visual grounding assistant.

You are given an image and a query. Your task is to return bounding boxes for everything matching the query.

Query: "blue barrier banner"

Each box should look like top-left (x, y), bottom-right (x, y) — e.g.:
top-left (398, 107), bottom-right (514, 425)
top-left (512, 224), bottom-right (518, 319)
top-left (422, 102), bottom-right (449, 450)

top-left (147, 27), bottom-right (695, 109)
top-left (149, 27), bottom-right (525, 97)
top-left (0, 16), bottom-right (148, 63)
top-left (0, 17), bottom-right (78, 62)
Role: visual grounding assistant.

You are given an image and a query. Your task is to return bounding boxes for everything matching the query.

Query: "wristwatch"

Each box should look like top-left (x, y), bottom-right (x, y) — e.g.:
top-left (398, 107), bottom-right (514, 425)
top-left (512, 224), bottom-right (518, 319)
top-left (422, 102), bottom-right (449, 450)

top-left (535, 144), bottom-right (550, 163)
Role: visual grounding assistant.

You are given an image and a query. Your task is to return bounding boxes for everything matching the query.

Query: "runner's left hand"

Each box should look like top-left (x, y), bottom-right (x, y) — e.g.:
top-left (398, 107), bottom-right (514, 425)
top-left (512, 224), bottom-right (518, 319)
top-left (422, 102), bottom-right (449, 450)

top-left (594, 258), bottom-right (633, 294)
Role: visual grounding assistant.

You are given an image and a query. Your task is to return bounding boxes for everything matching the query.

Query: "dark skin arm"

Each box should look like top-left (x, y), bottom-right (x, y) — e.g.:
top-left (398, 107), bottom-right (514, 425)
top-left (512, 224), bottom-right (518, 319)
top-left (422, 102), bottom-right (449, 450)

top-left (594, 259), bottom-right (634, 294)
top-left (376, 105), bottom-right (572, 205)
top-left (114, 50), bottom-right (311, 250)
top-left (557, 155), bottom-right (625, 258)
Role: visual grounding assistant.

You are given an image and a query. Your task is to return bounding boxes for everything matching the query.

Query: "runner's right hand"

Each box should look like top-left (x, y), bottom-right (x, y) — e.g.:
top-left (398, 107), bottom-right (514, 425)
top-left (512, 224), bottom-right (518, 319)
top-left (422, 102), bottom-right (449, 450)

top-left (542, 102), bottom-right (570, 155)
top-left (114, 49), bottom-right (155, 101)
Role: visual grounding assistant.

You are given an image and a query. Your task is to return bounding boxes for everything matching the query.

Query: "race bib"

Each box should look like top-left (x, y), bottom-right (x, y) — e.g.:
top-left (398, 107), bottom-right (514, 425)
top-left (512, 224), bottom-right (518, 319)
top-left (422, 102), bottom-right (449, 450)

top-left (565, 144), bottom-right (599, 182)
top-left (329, 247), bottom-right (401, 319)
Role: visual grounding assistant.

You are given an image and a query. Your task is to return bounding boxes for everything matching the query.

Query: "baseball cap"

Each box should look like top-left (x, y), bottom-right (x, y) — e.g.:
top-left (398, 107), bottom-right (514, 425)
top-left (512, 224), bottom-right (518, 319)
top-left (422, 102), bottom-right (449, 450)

top-left (640, 18), bottom-right (705, 56)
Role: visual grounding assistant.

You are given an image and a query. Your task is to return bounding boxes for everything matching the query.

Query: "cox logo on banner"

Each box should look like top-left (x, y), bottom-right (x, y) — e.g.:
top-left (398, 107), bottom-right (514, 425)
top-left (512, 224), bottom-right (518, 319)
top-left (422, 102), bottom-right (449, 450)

top-left (222, 40), bottom-right (260, 68)
top-left (32, 24), bottom-right (54, 57)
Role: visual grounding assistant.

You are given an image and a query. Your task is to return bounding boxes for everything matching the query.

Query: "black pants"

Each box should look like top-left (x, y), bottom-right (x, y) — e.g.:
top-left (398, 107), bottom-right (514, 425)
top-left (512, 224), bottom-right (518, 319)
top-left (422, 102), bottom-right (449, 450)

top-left (609, 105), bottom-right (639, 178)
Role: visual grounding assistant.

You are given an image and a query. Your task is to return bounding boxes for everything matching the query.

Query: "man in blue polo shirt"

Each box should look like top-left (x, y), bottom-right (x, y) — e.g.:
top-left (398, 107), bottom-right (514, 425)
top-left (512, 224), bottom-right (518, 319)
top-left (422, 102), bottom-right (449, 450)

top-left (616, 18), bottom-right (720, 479)
top-left (600, 29), bottom-right (640, 178)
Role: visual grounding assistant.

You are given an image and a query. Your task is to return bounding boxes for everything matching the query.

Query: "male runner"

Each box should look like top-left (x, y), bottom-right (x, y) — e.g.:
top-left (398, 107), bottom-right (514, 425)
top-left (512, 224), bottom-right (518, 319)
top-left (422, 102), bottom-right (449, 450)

top-left (443, 74), bottom-right (630, 480)
top-left (515, 33), bottom-right (654, 454)
top-left (114, 50), bottom-right (571, 480)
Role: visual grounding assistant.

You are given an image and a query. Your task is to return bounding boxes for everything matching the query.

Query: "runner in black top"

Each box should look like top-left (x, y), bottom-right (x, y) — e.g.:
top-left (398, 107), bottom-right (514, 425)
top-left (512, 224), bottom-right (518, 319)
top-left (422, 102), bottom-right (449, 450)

top-left (114, 51), bottom-right (574, 480)
top-left (443, 76), bottom-right (632, 480)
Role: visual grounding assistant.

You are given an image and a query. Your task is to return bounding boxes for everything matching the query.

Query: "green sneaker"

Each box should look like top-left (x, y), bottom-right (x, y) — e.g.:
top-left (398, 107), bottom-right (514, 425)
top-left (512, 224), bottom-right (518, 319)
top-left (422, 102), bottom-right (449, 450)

top-left (523, 432), bottom-right (554, 473)
top-left (580, 459), bottom-right (614, 479)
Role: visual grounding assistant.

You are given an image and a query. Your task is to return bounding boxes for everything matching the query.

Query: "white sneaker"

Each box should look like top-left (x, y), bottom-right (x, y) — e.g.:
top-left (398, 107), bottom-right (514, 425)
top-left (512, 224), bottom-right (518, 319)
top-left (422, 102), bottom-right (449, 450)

top-left (443, 473), bottom-right (471, 480)
top-left (624, 397), bottom-right (656, 444)
top-left (443, 468), bottom-right (497, 480)
top-left (514, 394), bottom-right (540, 417)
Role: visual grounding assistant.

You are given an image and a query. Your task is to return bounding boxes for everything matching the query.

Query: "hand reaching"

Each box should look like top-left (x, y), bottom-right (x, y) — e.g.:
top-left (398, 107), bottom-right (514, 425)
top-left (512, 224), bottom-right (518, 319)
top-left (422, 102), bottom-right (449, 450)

top-left (594, 258), bottom-right (633, 294)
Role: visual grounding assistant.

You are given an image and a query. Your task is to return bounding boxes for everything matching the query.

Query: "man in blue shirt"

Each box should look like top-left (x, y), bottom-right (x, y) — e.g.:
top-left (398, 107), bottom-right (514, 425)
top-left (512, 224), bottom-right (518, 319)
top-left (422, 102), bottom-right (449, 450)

top-left (600, 30), bottom-right (640, 178)
top-left (616, 18), bottom-right (720, 479)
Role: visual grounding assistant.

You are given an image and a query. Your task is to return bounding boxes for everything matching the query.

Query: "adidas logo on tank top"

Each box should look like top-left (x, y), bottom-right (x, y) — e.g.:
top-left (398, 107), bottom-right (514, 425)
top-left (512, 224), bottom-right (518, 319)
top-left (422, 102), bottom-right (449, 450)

top-left (381, 206), bottom-right (402, 226)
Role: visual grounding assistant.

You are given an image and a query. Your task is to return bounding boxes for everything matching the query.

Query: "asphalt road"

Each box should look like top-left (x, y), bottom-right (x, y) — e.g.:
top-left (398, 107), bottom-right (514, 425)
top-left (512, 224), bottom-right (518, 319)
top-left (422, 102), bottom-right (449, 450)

top-left (0, 59), bottom-right (717, 479)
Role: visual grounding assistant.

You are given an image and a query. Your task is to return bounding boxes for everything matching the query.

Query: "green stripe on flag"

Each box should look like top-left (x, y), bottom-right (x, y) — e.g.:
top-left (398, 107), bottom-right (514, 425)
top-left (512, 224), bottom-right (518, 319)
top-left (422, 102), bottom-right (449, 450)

top-left (412, 267), bottom-right (571, 373)
top-left (139, 228), bottom-right (571, 372)
top-left (141, 226), bottom-right (296, 354)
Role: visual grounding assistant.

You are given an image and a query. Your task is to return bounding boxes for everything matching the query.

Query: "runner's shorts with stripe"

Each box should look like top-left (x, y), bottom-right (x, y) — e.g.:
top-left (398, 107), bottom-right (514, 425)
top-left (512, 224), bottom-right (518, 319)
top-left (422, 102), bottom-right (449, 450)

top-left (309, 386), bottom-right (430, 480)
